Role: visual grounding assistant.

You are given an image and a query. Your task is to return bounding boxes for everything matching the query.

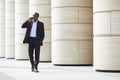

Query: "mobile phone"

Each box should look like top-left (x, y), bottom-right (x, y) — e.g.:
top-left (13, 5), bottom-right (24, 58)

top-left (30, 17), bottom-right (33, 19)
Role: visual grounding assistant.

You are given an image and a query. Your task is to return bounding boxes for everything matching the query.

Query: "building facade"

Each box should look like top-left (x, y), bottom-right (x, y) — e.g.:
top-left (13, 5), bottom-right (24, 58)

top-left (0, 0), bottom-right (120, 71)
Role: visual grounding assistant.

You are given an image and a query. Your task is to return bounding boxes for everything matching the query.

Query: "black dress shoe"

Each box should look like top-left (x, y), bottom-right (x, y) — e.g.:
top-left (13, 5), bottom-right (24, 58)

top-left (31, 66), bottom-right (34, 72)
top-left (34, 65), bottom-right (39, 73)
top-left (32, 69), bottom-right (34, 72)
top-left (34, 69), bottom-right (39, 73)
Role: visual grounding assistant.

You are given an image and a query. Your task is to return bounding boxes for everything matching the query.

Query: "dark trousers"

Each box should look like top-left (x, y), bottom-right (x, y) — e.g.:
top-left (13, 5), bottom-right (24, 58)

top-left (28, 37), bottom-right (41, 68)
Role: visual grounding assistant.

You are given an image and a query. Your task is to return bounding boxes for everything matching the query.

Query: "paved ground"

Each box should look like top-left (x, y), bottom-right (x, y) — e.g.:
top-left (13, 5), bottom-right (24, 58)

top-left (0, 58), bottom-right (120, 80)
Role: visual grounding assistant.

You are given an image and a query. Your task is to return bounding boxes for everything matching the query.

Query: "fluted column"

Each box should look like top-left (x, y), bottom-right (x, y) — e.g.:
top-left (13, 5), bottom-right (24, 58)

top-left (29, 0), bottom-right (51, 61)
top-left (0, 0), bottom-right (5, 57)
top-left (52, 0), bottom-right (93, 65)
top-left (94, 0), bottom-right (120, 71)
top-left (15, 0), bottom-right (29, 60)
top-left (5, 0), bottom-right (15, 58)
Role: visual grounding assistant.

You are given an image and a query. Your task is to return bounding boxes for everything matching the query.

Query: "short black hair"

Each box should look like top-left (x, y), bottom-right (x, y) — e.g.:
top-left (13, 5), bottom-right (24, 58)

top-left (34, 12), bottom-right (39, 17)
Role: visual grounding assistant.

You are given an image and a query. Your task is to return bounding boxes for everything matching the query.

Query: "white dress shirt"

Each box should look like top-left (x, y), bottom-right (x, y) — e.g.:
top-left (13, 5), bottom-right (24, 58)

top-left (30, 20), bottom-right (38, 37)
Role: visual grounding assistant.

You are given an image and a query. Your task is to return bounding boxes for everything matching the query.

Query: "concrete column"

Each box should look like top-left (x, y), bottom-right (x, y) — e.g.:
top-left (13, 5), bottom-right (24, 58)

top-left (0, 0), bottom-right (5, 57)
top-left (15, 0), bottom-right (29, 60)
top-left (5, 0), bottom-right (15, 58)
top-left (52, 0), bottom-right (93, 65)
top-left (94, 0), bottom-right (120, 71)
top-left (29, 0), bottom-right (51, 61)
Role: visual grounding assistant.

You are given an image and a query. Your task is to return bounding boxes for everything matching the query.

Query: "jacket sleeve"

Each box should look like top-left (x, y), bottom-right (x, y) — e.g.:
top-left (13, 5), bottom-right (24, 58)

top-left (41, 23), bottom-right (45, 41)
top-left (40, 23), bottom-right (45, 46)
top-left (21, 21), bottom-right (29, 28)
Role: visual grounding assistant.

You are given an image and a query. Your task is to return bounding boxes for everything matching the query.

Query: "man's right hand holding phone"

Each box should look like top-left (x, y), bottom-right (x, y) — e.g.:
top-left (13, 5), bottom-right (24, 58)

top-left (27, 17), bottom-right (33, 22)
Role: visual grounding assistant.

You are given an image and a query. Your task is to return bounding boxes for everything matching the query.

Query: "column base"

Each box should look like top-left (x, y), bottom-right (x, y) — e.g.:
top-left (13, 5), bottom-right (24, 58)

top-left (96, 69), bottom-right (120, 73)
top-left (53, 64), bottom-right (93, 66)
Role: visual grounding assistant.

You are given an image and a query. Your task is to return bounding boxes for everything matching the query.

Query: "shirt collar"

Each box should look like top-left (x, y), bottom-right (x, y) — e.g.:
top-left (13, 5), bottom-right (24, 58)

top-left (32, 19), bottom-right (38, 23)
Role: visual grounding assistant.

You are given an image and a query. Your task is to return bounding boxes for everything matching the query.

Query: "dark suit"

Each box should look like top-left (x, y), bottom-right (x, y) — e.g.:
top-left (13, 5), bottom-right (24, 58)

top-left (22, 20), bottom-right (45, 69)
top-left (22, 21), bottom-right (45, 45)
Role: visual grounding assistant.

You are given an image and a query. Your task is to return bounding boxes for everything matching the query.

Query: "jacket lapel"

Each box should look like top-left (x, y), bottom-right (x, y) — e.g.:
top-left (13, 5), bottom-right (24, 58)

top-left (30, 21), bottom-right (33, 30)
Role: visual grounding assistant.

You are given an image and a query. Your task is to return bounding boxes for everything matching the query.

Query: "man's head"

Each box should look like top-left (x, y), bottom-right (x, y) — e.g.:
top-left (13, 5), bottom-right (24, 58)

top-left (33, 12), bottom-right (39, 21)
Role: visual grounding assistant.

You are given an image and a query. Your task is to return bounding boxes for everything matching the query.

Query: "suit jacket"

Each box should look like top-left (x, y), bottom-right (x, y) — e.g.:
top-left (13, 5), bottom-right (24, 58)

top-left (21, 20), bottom-right (45, 46)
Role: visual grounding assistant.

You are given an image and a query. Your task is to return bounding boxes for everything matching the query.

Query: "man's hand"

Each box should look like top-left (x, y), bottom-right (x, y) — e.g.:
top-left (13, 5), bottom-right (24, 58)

top-left (27, 17), bottom-right (33, 22)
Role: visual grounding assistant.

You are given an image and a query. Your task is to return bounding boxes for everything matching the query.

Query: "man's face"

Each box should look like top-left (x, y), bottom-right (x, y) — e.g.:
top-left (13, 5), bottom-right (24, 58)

top-left (33, 14), bottom-right (39, 21)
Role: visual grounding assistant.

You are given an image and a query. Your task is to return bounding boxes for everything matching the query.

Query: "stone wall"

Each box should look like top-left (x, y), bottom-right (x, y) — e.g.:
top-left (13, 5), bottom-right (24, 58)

top-left (5, 0), bottom-right (15, 58)
top-left (94, 0), bottom-right (120, 70)
top-left (52, 0), bottom-right (93, 65)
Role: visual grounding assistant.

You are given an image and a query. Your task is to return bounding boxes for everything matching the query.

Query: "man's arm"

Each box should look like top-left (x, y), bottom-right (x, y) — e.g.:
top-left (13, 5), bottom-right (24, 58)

top-left (41, 23), bottom-right (45, 41)
top-left (21, 17), bottom-right (33, 28)
top-left (40, 23), bottom-right (45, 46)
top-left (21, 21), bottom-right (28, 28)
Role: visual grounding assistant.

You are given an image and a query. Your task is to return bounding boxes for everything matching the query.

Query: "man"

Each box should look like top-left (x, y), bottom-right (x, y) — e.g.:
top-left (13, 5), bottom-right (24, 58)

top-left (21, 12), bottom-right (45, 73)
